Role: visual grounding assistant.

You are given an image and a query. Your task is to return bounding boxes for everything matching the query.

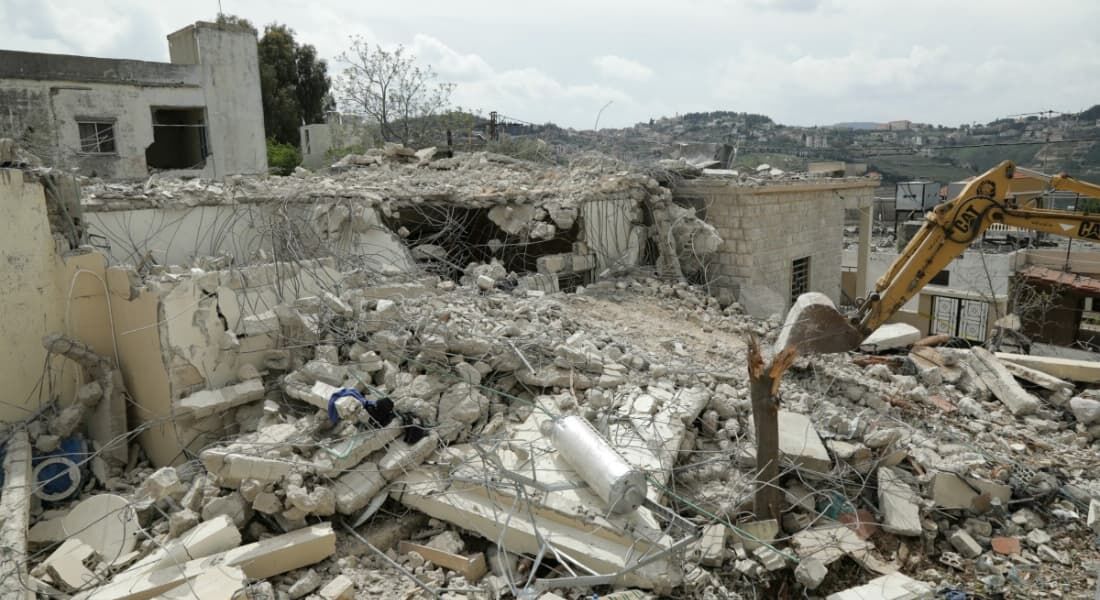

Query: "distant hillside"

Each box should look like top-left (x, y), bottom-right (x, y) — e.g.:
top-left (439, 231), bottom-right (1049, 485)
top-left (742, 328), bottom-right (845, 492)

top-left (503, 105), bottom-right (1100, 184)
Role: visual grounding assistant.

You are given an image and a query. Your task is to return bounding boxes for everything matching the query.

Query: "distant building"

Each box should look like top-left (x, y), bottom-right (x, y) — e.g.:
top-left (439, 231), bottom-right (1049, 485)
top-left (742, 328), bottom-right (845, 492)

top-left (878, 120), bottom-right (912, 131)
top-left (0, 21), bottom-right (267, 179)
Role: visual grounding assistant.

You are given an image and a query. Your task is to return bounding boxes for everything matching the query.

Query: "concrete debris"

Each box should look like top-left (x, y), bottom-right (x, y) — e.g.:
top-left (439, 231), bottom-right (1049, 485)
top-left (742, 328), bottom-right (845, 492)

top-left (968, 347), bottom-right (1040, 416)
top-left (5, 151), bottom-right (1100, 600)
top-left (398, 540), bottom-right (488, 582)
top-left (825, 573), bottom-right (933, 600)
top-left (877, 468), bottom-right (922, 537)
top-left (794, 557), bottom-right (828, 590)
top-left (948, 529), bottom-right (983, 558)
top-left (860, 323), bottom-right (921, 353)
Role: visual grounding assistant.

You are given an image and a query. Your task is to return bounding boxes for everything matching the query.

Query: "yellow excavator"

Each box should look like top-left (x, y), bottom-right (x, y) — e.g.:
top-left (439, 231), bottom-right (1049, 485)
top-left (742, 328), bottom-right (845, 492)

top-left (786, 160), bottom-right (1100, 354)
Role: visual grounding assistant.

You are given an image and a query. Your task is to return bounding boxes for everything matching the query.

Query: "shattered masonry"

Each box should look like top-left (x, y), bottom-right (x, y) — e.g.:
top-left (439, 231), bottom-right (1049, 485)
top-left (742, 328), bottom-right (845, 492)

top-left (1, 145), bottom-right (1099, 599)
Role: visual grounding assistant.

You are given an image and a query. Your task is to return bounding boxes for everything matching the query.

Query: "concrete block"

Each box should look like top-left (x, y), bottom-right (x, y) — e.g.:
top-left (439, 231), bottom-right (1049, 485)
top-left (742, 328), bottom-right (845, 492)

top-left (698, 524), bottom-right (727, 566)
top-left (877, 468), bottom-right (921, 537)
top-left (536, 254), bottom-right (569, 274)
top-left (825, 573), bottom-right (933, 600)
top-left (333, 464), bottom-right (386, 515)
top-left (948, 529), bottom-right (982, 558)
top-left (318, 574), bottom-right (355, 600)
top-left (731, 519), bottom-right (778, 551)
top-left (176, 379), bottom-right (266, 419)
top-left (201, 450), bottom-right (293, 484)
top-left (751, 545), bottom-right (787, 571)
top-left (1088, 499), bottom-right (1100, 533)
top-left (860, 323), bottom-right (921, 353)
top-left (794, 557), bottom-right (828, 590)
top-left (776, 411), bottom-right (832, 476)
top-left (81, 524), bottom-right (336, 600)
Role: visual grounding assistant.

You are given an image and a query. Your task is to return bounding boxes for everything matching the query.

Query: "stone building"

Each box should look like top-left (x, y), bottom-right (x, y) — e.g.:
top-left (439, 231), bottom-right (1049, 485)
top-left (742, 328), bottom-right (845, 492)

top-left (674, 176), bottom-right (877, 314)
top-left (0, 21), bottom-right (267, 179)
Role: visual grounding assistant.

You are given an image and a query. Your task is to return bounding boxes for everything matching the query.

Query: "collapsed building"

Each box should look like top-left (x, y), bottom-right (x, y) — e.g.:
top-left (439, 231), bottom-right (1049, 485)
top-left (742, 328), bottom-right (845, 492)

top-left (2, 142), bottom-right (1100, 600)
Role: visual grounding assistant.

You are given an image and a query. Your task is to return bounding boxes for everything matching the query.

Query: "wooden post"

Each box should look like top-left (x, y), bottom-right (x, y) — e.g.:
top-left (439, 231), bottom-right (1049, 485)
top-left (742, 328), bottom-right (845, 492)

top-left (747, 336), bottom-right (797, 521)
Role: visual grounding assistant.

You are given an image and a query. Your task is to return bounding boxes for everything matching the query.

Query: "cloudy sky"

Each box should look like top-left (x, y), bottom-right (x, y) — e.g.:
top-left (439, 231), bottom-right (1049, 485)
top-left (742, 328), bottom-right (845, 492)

top-left (2, 0), bottom-right (1098, 129)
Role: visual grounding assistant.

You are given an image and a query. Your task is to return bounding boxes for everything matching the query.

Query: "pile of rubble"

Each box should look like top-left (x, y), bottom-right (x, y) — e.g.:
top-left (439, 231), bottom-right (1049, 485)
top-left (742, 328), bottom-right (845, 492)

top-left (6, 267), bottom-right (1100, 599)
top-left (4, 146), bottom-right (1100, 600)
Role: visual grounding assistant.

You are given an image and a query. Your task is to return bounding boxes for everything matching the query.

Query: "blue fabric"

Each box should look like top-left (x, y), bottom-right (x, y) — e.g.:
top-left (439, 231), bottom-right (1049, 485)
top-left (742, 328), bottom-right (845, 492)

top-left (328, 388), bottom-right (369, 423)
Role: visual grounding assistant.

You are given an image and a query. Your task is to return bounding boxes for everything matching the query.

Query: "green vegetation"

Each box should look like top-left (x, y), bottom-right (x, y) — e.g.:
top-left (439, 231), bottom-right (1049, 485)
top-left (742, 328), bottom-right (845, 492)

top-left (867, 155), bottom-right (974, 184)
top-left (267, 139), bottom-right (301, 175)
top-left (217, 14), bottom-right (333, 147)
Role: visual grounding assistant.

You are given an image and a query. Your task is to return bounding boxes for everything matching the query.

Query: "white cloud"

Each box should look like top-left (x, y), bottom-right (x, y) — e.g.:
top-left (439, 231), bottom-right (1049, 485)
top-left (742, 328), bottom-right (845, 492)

top-left (381, 34), bottom-right (636, 125)
top-left (746, 0), bottom-right (828, 11)
top-left (713, 40), bottom-right (1100, 126)
top-left (592, 55), bottom-right (654, 82)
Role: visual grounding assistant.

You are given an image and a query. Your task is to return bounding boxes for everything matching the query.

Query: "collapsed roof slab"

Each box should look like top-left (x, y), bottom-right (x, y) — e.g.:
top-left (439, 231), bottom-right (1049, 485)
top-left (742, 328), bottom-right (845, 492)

top-left (392, 386), bottom-right (709, 592)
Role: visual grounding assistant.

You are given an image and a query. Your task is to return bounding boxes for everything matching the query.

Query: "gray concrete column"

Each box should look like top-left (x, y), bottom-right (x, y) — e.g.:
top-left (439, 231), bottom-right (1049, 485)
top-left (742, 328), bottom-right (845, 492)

top-left (856, 199), bottom-right (872, 301)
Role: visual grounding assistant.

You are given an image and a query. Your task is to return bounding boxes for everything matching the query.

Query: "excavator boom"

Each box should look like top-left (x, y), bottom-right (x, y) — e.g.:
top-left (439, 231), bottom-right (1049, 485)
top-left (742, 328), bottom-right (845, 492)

top-left (780, 160), bottom-right (1100, 354)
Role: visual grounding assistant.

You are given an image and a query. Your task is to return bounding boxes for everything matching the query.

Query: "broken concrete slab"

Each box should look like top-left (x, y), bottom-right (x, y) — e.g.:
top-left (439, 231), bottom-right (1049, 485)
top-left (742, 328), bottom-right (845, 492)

top-left (999, 360), bottom-right (1075, 396)
top-left (333, 463), bottom-right (387, 515)
top-left (62, 493), bottom-right (140, 565)
top-left (995, 351), bottom-right (1100, 383)
top-left (201, 449), bottom-right (293, 484)
top-left (126, 515), bottom-right (241, 574)
top-left (75, 523), bottom-right (335, 600)
top-left (968, 348), bottom-right (1040, 416)
top-left (393, 388), bottom-right (709, 591)
top-left (175, 379), bottom-right (266, 419)
top-left (35, 538), bottom-right (96, 593)
top-left (877, 468), bottom-right (922, 537)
top-left (860, 323), bottom-right (921, 353)
top-left (157, 565), bottom-right (246, 600)
top-left (930, 472), bottom-right (1011, 511)
top-left (825, 572), bottom-right (933, 600)
top-left (776, 411), bottom-right (832, 476)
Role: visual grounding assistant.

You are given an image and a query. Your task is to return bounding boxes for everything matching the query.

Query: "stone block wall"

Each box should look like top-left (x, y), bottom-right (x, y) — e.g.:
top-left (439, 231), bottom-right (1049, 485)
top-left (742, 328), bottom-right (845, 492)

top-left (674, 179), bottom-right (876, 310)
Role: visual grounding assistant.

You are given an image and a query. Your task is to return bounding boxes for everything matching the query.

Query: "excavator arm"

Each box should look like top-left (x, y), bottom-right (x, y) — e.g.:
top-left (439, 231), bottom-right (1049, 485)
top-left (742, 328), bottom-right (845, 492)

top-left (853, 160), bottom-right (1100, 336)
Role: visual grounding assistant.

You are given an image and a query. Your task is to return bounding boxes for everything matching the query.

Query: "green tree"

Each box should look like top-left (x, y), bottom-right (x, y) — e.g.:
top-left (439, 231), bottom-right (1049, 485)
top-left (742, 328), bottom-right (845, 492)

top-left (257, 24), bottom-right (332, 146)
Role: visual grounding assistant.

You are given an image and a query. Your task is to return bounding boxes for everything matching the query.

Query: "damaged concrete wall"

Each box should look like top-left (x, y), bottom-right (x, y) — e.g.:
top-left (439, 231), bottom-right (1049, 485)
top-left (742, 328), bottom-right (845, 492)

top-left (675, 179), bottom-right (876, 310)
top-left (0, 169), bottom-right (70, 422)
top-left (168, 23), bottom-right (268, 177)
top-left (84, 201), bottom-right (416, 274)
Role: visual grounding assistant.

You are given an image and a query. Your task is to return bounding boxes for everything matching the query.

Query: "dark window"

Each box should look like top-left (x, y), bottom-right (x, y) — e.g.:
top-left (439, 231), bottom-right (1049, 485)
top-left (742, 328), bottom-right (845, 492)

top-left (77, 121), bottom-right (116, 154)
top-left (930, 270), bottom-right (950, 286)
top-left (791, 256), bottom-right (811, 303)
top-left (146, 107), bottom-right (208, 171)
